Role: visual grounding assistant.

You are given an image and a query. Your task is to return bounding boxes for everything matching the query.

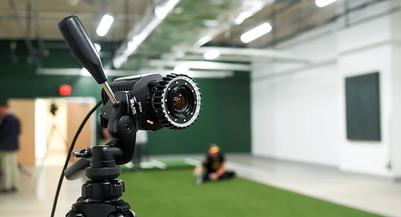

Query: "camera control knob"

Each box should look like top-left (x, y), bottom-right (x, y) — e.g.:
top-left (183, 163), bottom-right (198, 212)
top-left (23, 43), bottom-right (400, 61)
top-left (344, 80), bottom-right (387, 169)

top-left (72, 149), bottom-right (91, 158)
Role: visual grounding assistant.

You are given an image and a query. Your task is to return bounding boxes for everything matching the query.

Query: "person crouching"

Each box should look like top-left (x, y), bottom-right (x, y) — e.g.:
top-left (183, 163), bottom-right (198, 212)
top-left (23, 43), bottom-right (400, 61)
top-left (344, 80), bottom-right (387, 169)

top-left (194, 144), bottom-right (235, 184)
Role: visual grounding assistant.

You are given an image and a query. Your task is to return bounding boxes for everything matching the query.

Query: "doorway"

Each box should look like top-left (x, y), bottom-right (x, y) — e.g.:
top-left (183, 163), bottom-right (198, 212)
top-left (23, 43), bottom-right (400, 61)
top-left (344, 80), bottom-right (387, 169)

top-left (8, 97), bottom-right (97, 167)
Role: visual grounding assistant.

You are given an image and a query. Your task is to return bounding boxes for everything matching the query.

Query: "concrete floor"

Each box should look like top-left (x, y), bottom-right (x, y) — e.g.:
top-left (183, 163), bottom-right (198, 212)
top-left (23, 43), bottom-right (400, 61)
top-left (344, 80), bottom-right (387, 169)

top-left (1, 154), bottom-right (400, 217)
top-left (0, 166), bottom-right (83, 217)
top-left (226, 154), bottom-right (401, 217)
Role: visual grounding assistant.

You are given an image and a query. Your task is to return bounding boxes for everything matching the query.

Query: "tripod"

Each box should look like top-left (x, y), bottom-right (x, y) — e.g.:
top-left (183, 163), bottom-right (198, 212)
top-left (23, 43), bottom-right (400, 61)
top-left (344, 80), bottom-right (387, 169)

top-left (45, 103), bottom-right (67, 161)
top-left (64, 92), bottom-right (139, 217)
top-left (52, 15), bottom-right (140, 217)
top-left (62, 85), bottom-right (142, 216)
top-left (65, 145), bottom-right (134, 217)
top-left (34, 102), bottom-right (67, 185)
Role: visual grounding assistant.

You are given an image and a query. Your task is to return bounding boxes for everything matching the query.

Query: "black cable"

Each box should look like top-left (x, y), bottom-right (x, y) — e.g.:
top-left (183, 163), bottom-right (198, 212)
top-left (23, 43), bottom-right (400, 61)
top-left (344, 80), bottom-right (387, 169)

top-left (50, 101), bottom-right (102, 217)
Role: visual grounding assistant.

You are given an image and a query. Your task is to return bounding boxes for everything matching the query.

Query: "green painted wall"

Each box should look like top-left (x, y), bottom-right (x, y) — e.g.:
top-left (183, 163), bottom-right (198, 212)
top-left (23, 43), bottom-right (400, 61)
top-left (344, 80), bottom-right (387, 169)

top-left (0, 40), bottom-right (250, 154)
top-left (0, 41), bottom-right (102, 101)
top-left (147, 72), bottom-right (250, 154)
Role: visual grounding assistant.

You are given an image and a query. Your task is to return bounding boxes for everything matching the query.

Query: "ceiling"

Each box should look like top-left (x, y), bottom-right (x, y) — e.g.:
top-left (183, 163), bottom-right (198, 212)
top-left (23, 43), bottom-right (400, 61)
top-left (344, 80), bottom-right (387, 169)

top-left (208, 0), bottom-right (337, 48)
top-left (120, 0), bottom-right (247, 70)
top-left (207, 0), bottom-right (397, 48)
top-left (120, 0), bottom-right (392, 71)
top-left (0, 0), bottom-right (152, 41)
top-left (0, 0), bottom-right (399, 75)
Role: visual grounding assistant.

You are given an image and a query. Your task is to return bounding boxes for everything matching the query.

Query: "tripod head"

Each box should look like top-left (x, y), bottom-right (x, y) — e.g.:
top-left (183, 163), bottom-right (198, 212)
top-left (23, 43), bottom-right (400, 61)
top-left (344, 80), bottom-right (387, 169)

top-left (63, 91), bottom-right (138, 180)
top-left (59, 16), bottom-right (137, 179)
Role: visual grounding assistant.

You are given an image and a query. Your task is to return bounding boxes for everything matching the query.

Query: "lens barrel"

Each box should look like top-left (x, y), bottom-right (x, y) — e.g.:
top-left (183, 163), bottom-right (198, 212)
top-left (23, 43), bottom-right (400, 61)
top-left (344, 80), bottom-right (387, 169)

top-left (152, 74), bottom-right (201, 129)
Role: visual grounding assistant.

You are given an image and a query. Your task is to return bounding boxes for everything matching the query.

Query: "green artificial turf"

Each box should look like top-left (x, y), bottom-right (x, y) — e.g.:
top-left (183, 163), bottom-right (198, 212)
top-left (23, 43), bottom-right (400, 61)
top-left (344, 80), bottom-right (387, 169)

top-left (121, 159), bottom-right (195, 171)
top-left (120, 170), bottom-right (381, 217)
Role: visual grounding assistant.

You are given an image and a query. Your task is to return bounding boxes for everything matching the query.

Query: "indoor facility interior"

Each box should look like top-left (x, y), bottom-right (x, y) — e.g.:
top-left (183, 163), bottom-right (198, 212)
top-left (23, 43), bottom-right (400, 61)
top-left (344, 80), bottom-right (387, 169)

top-left (0, 0), bottom-right (401, 217)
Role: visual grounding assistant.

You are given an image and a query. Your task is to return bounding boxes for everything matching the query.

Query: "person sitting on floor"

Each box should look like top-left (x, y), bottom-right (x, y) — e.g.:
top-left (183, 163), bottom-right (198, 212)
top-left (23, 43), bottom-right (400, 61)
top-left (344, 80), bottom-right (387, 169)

top-left (194, 144), bottom-right (235, 184)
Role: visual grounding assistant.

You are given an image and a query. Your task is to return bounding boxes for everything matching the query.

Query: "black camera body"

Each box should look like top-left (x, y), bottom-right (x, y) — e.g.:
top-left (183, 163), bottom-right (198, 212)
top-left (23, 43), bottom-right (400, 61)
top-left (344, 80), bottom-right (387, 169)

top-left (101, 73), bottom-right (201, 131)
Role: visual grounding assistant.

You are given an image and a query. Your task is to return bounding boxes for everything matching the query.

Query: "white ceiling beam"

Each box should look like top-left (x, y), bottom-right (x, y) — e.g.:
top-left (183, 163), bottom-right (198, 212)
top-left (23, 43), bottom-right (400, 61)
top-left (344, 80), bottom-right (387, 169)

top-left (36, 67), bottom-right (233, 79)
top-left (175, 54), bottom-right (252, 62)
top-left (171, 46), bottom-right (310, 64)
top-left (148, 60), bottom-right (251, 71)
top-left (186, 46), bottom-right (300, 59)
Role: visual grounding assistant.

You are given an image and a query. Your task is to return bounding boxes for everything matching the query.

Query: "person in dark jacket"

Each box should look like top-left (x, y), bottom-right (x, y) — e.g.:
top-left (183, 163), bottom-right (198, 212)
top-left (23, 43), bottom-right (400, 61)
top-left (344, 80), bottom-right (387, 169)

top-left (194, 144), bottom-right (236, 184)
top-left (0, 101), bottom-right (20, 193)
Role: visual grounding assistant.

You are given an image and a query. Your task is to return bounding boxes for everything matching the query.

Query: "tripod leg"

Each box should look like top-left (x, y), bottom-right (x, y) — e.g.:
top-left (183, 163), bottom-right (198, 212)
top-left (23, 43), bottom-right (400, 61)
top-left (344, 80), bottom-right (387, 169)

top-left (66, 200), bottom-right (135, 217)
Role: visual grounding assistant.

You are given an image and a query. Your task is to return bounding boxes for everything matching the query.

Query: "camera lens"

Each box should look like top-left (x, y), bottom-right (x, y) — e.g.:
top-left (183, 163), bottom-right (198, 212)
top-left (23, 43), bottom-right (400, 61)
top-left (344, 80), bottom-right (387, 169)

top-left (172, 90), bottom-right (188, 112)
top-left (152, 74), bottom-right (201, 129)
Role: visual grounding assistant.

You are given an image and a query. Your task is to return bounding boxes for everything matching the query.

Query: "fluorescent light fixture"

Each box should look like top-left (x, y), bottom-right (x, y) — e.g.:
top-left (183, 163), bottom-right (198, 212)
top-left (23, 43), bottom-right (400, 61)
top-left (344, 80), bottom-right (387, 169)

top-left (234, 2), bottom-right (264, 25)
top-left (183, 70), bottom-right (233, 78)
top-left (155, 0), bottom-right (179, 19)
top-left (240, 22), bottom-right (272, 43)
top-left (203, 49), bottom-right (220, 60)
top-left (195, 35), bottom-right (212, 47)
top-left (315, 0), bottom-right (337, 7)
top-left (80, 68), bottom-right (91, 76)
top-left (235, 11), bottom-right (254, 25)
top-left (96, 14), bottom-right (114, 37)
top-left (173, 63), bottom-right (189, 73)
top-left (94, 43), bottom-right (101, 52)
top-left (113, 55), bottom-right (128, 68)
top-left (113, 18), bottom-right (159, 68)
top-left (113, 0), bottom-right (179, 68)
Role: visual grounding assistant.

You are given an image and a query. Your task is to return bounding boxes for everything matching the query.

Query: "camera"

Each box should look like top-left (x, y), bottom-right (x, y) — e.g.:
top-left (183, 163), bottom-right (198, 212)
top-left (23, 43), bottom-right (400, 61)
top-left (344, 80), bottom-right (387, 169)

top-left (101, 73), bottom-right (201, 131)
top-left (50, 102), bottom-right (58, 116)
top-left (53, 15), bottom-right (202, 217)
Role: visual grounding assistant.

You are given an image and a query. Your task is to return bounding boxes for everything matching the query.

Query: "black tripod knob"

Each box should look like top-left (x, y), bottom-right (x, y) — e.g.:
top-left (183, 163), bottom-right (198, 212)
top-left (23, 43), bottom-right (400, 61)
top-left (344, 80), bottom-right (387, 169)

top-left (73, 149), bottom-right (91, 158)
top-left (82, 180), bottom-right (125, 199)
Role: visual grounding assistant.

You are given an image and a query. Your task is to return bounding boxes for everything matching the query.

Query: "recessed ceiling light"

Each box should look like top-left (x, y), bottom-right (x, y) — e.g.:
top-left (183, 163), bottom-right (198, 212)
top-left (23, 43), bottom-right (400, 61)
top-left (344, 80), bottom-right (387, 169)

top-left (203, 49), bottom-right (220, 60)
top-left (174, 63), bottom-right (190, 73)
top-left (80, 68), bottom-right (91, 76)
top-left (94, 43), bottom-right (101, 52)
top-left (235, 11), bottom-right (254, 25)
top-left (240, 22), bottom-right (272, 43)
top-left (155, 0), bottom-right (179, 19)
top-left (315, 0), bottom-right (337, 7)
top-left (96, 14), bottom-right (114, 37)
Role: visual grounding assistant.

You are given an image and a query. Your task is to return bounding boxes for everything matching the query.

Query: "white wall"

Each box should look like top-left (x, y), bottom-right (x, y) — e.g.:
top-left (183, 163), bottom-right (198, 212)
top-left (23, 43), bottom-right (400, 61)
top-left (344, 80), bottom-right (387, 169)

top-left (389, 11), bottom-right (401, 176)
top-left (35, 99), bottom-right (48, 163)
top-left (252, 30), bottom-right (342, 167)
top-left (337, 15), bottom-right (394, 176)
top-left (252, 10), bottom-right (401, 177)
